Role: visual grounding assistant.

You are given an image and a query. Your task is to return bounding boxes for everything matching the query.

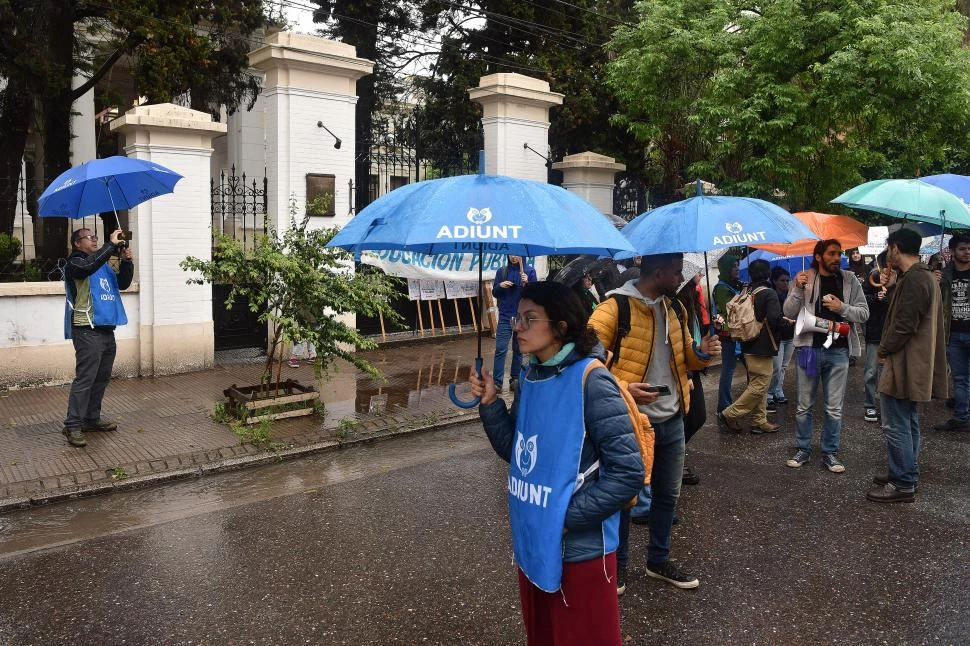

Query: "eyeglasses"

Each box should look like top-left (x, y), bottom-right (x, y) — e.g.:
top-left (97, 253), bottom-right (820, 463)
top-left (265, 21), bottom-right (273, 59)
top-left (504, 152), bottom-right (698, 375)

top-left (510, 315), bottom-right (554, 331)
top-left (78, 234), bottom-right (98, 242)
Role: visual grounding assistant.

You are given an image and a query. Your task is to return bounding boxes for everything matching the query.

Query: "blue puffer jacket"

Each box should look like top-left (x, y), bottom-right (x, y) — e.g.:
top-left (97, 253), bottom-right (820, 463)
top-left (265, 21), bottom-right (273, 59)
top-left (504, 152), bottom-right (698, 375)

top-left (479, 343), bottom-right (644, 563)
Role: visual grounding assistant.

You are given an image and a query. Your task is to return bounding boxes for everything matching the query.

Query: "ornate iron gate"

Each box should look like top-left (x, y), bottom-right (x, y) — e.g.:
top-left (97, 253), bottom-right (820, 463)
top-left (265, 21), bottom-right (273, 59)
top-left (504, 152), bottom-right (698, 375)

top-left (613, 174), bottom-right (649, 222)
top-left (210, 166), bottom-right (269, 351)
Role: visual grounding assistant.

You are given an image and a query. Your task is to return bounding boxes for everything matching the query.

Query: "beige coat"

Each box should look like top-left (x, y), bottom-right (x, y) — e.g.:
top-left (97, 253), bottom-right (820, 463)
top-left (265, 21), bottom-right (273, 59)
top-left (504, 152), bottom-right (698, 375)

top-left (878, 263), bottom-right (949, 402)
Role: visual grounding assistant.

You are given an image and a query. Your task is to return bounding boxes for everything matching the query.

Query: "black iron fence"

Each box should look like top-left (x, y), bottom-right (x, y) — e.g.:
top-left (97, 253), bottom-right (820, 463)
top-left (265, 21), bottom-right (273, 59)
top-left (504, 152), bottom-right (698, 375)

top-left (0, 174), bottom-right (77, 282)
top-left (210, 166), bottom-right (269, 351)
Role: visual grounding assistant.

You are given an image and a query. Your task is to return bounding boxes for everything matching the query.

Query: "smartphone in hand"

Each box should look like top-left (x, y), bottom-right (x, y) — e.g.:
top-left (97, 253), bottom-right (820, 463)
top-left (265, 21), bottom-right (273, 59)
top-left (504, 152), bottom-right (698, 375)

top-left (645, 384), bottom-right (672, 396)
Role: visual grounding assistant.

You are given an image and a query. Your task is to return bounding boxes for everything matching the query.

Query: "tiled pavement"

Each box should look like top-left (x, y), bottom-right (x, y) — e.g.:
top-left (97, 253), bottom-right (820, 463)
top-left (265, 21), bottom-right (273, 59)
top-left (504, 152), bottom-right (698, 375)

top-left (0, 335), bottom-right (490, 511)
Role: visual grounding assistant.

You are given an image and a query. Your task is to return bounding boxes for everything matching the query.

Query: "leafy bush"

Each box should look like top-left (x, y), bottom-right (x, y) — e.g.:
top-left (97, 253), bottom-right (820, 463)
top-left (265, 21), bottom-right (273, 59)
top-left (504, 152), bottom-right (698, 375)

top-left (181, 198), bottom-right (402, 393)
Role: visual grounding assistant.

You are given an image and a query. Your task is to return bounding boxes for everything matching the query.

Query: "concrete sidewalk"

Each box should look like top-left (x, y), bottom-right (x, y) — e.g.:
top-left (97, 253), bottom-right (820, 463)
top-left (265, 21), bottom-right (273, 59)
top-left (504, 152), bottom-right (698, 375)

top-left (0, 336), bottom-right (489, 512)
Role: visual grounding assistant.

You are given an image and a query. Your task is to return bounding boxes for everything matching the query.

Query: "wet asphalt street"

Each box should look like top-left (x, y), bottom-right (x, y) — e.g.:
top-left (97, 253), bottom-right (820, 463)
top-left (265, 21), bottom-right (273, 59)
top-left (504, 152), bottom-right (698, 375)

top-left (1, 365), bottom-right (969, 645)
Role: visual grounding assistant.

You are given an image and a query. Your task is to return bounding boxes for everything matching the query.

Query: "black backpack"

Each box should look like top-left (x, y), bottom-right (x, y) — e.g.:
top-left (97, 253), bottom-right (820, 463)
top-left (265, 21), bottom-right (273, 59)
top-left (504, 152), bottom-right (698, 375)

top-left (606, 294), bottom-right (686, 369)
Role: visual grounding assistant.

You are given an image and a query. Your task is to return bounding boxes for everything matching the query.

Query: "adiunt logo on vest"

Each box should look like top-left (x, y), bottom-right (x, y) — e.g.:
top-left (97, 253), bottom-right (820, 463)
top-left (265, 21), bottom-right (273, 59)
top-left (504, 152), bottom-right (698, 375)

top-left (98, 277), bottom-right (117, 302)
top-left (515, 432), bottom-right (538, 477)
top-left (509, 432), bottom-right (553, 508)
top-left (436, 207), bottom-right (523, 240)
top-left (713, 221), bottom-right (767, 245)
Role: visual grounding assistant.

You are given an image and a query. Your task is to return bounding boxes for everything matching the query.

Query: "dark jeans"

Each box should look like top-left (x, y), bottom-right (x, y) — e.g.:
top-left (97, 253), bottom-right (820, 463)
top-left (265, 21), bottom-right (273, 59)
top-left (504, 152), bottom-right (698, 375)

top-left (947, 331), bottom-right (970, 422)
top-left (493, 318), bottom-right (522, 389)
top-left (625, 415), bottom-right (685, 565)
top-left (64, 327), bottom-right (117, 429)
top-left (880, 394), bottom-right (920, 490)
top-left (718, 338), bottom-right (738, 413)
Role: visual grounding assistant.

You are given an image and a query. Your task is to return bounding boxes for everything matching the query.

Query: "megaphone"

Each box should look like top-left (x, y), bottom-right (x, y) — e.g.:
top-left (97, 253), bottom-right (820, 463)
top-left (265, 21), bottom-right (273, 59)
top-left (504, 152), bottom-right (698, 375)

top-left (795, 308), bottom-right (850, 348)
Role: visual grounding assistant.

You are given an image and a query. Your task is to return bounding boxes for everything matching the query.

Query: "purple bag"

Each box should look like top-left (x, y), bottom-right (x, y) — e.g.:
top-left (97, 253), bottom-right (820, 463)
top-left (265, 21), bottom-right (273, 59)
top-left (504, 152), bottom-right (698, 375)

top-left (797, 346), bottom-right (820, 379)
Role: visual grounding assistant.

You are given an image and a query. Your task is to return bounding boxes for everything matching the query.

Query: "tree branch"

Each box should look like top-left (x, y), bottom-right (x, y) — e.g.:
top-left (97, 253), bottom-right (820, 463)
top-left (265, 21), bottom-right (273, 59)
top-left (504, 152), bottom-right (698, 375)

top-left (70, 33), bottom-right (143, 101)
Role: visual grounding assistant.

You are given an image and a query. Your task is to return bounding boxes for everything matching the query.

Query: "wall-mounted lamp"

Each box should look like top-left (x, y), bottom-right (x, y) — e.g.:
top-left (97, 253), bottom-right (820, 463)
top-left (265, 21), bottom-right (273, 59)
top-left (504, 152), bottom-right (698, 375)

top-left (317, 121), bottom-right (342, 149)
top-left (523, 142), bottom-right (552, 168)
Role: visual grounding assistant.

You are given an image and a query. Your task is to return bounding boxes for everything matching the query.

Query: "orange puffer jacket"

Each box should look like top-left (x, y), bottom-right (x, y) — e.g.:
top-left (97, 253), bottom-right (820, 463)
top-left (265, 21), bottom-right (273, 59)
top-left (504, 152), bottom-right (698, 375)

top-left (589, 288), bottom-right (711, 416)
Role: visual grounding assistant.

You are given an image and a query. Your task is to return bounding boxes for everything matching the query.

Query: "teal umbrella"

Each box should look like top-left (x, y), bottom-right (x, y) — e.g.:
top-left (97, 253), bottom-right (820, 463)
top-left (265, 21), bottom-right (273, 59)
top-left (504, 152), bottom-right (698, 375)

top-left (832, 178), bottom-right (970, 229)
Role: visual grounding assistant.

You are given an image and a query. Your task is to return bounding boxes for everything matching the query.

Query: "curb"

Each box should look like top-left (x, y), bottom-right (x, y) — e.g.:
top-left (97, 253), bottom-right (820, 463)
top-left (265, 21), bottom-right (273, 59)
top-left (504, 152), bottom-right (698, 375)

top-left (0, 408), bottom-right (479, 514)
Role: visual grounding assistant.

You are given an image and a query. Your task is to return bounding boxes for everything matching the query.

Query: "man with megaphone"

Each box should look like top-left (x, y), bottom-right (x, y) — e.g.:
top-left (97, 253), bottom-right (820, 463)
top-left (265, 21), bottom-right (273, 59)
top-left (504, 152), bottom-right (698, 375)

top-left (783, 240), bottom-right (869, 473)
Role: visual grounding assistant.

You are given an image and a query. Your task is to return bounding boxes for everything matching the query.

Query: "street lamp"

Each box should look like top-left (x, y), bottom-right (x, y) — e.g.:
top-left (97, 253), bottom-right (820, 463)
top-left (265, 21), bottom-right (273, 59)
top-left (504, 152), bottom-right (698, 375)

top-left (317, 121), bottom-right (342, 149)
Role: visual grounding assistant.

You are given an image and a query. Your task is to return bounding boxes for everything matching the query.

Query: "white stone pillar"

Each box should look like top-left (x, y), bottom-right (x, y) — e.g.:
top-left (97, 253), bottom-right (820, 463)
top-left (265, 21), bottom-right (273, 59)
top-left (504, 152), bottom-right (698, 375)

top-left (248, 32), bottom-right (373, 232)
top-left (70, 74), bottom-right (97, 165)
top-left (552, 152), bottom-right (626, 217)
top-left (468, 73), bottom-right (563, 183)
top-left (469, 73), bottom-right (563, 279)
top-left (111, 104), bottom-right (227, 376)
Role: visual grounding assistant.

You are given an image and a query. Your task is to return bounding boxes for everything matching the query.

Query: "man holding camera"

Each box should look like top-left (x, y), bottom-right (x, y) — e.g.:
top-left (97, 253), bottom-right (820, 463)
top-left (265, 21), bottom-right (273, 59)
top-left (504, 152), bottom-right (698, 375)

top-left (62, 227), bottom-right (133, 447)
top-left (784, 239), bottom-right (868, 473)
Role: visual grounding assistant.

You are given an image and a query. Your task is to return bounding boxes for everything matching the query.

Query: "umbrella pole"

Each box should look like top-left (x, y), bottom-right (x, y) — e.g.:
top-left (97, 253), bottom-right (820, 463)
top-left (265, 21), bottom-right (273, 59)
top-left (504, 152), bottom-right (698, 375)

top-left (105, 178), bottom-right (123, 232)
top-left (448, 243), bottom-right (484, 409)
top-left (941, 210), bottom-right (947, 255)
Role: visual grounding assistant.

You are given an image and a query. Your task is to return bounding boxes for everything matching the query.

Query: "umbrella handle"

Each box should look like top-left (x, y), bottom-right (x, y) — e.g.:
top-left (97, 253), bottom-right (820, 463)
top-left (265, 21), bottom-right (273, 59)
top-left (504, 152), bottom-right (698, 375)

top-left (448, 357), bottom-right (483, 409)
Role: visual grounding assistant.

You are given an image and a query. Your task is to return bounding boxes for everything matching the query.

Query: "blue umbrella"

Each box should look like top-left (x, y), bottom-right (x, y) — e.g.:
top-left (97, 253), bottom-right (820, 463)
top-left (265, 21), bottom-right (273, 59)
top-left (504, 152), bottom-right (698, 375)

top-left (920, 174), bottom-right (970, 206)
top-left (738, 249), bottom-right (847, 282)
top-left (328, 153), bottom-right (634, 408)
top-left (615, 195), bottom-right (818, 259)
top-left (38, 156), bottom-right (183, 231)
top-left (328, 175), bottom-right (634, 258)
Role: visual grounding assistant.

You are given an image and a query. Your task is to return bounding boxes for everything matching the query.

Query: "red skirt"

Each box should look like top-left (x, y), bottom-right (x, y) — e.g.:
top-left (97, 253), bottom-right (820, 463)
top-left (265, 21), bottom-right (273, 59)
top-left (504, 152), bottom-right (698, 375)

top-left (517, 553), bottom-right (622, 646)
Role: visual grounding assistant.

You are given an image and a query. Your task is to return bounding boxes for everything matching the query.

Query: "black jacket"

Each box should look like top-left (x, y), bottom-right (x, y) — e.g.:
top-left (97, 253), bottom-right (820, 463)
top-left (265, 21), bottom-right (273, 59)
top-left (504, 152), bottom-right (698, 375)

top-left (740, 282), bottom-right (782, 357)
top-left (775, 290), bottom-right (795, 341)
top-left (863, 269), bottom-right (889, 343)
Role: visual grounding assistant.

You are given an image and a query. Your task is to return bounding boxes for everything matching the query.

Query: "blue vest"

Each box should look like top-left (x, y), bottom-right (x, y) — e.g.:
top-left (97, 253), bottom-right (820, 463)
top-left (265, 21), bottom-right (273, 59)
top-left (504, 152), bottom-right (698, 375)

top-left (509, 357), bottom-right (620, 592)
top-left (64, 262), bottom-right (128, 339)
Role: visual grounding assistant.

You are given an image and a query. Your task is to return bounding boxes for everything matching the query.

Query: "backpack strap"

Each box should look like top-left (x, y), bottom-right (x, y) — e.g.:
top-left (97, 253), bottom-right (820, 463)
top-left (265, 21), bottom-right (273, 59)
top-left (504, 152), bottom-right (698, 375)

top-left (607, 294), bottom-right (631, 369)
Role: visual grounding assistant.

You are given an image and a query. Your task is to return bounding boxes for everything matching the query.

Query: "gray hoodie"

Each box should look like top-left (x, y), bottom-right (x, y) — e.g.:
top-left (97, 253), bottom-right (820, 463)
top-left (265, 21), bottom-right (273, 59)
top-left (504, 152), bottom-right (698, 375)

top-left (607, 280), bottom-right (681, 423)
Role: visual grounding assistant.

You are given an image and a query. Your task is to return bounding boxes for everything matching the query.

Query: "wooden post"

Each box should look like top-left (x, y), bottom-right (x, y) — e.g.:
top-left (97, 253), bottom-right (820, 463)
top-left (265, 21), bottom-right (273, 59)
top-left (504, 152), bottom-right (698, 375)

top-left (417, 300), bottom-right (425, 336)
top-left (467, 297), bottom-right (478, 331)
top-left (378, 311), bottom-right (387, 342)
top-left (453, 299), bottom-right (463, 333)
top-left (437, 299), bottom-right (447, 334)
top-left (427, 300), bottom-right (437, 336)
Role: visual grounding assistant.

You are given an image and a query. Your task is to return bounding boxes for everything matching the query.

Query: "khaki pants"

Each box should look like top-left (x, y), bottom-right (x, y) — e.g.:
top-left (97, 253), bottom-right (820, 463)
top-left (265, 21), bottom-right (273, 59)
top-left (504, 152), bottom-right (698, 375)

top-left (723, 354), bottom-right (774, 427)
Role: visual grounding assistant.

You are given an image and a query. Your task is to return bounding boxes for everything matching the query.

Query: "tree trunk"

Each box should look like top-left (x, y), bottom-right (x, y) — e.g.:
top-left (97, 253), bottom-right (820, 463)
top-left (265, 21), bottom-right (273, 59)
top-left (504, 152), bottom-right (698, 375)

top-left (0, 79), bottom-right (31, 237)
top-left (37, 0), bottom-right (75, 260)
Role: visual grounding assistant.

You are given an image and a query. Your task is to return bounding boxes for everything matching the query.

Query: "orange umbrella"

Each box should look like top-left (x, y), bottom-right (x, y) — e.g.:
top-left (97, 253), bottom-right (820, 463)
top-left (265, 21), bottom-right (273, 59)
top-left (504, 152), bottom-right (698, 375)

top-left (752, 211), bottom-right (868, 257)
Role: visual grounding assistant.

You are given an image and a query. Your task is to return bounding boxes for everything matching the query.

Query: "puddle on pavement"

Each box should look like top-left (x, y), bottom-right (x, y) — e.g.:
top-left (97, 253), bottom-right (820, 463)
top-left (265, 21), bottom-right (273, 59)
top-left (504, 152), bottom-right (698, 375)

top-left (0, 424), bottom-right (488, 559)
top-left (320, 345), bottom-right (478, 421)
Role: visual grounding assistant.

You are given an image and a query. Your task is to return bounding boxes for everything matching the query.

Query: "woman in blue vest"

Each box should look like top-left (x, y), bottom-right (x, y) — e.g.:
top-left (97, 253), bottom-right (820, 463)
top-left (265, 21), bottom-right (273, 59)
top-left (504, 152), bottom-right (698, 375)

top-left (469, 281), bottom-right (644, 646)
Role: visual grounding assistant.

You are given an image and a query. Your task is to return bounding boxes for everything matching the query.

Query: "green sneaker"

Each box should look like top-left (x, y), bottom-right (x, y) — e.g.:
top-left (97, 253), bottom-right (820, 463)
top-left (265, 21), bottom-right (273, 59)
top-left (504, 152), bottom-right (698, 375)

top-left (82, 419), bottom-right (117, 432)
top-left (62, 427), bottom-right (87, 447)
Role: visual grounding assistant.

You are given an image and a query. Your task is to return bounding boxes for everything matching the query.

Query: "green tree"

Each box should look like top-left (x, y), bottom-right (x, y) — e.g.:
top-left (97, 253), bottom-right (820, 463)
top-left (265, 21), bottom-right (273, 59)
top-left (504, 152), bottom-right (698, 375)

top-left (180, 201), bottom-right (403, 392)
top-left (0, 0), bottom-right (268, 255)
top-left (608, 0), bottom-right (970, 211)
top-left (309, 1), bottom-right (423, 207)
top-left (416, 0), bottom-right (646, 178)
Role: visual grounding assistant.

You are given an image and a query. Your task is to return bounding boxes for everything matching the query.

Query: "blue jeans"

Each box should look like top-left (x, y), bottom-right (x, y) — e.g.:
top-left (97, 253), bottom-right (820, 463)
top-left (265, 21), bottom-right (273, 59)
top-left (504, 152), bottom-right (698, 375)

top-left (864, 342), bottom-right (882, 409)
top-left (880, 394), bottom-right (920, 489)
top-left (631, 415), bottom-right (684, 564)
top-left (492, 319), bottom-right (521, 388)
top-left (794, 347), bottom-right (850, 456)
top-left (768, 339), bottom-right (794, 401)
top-left (718, 338), bottom-right (738, 413)
top-left (947, 331), bottom-right (970, 422)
